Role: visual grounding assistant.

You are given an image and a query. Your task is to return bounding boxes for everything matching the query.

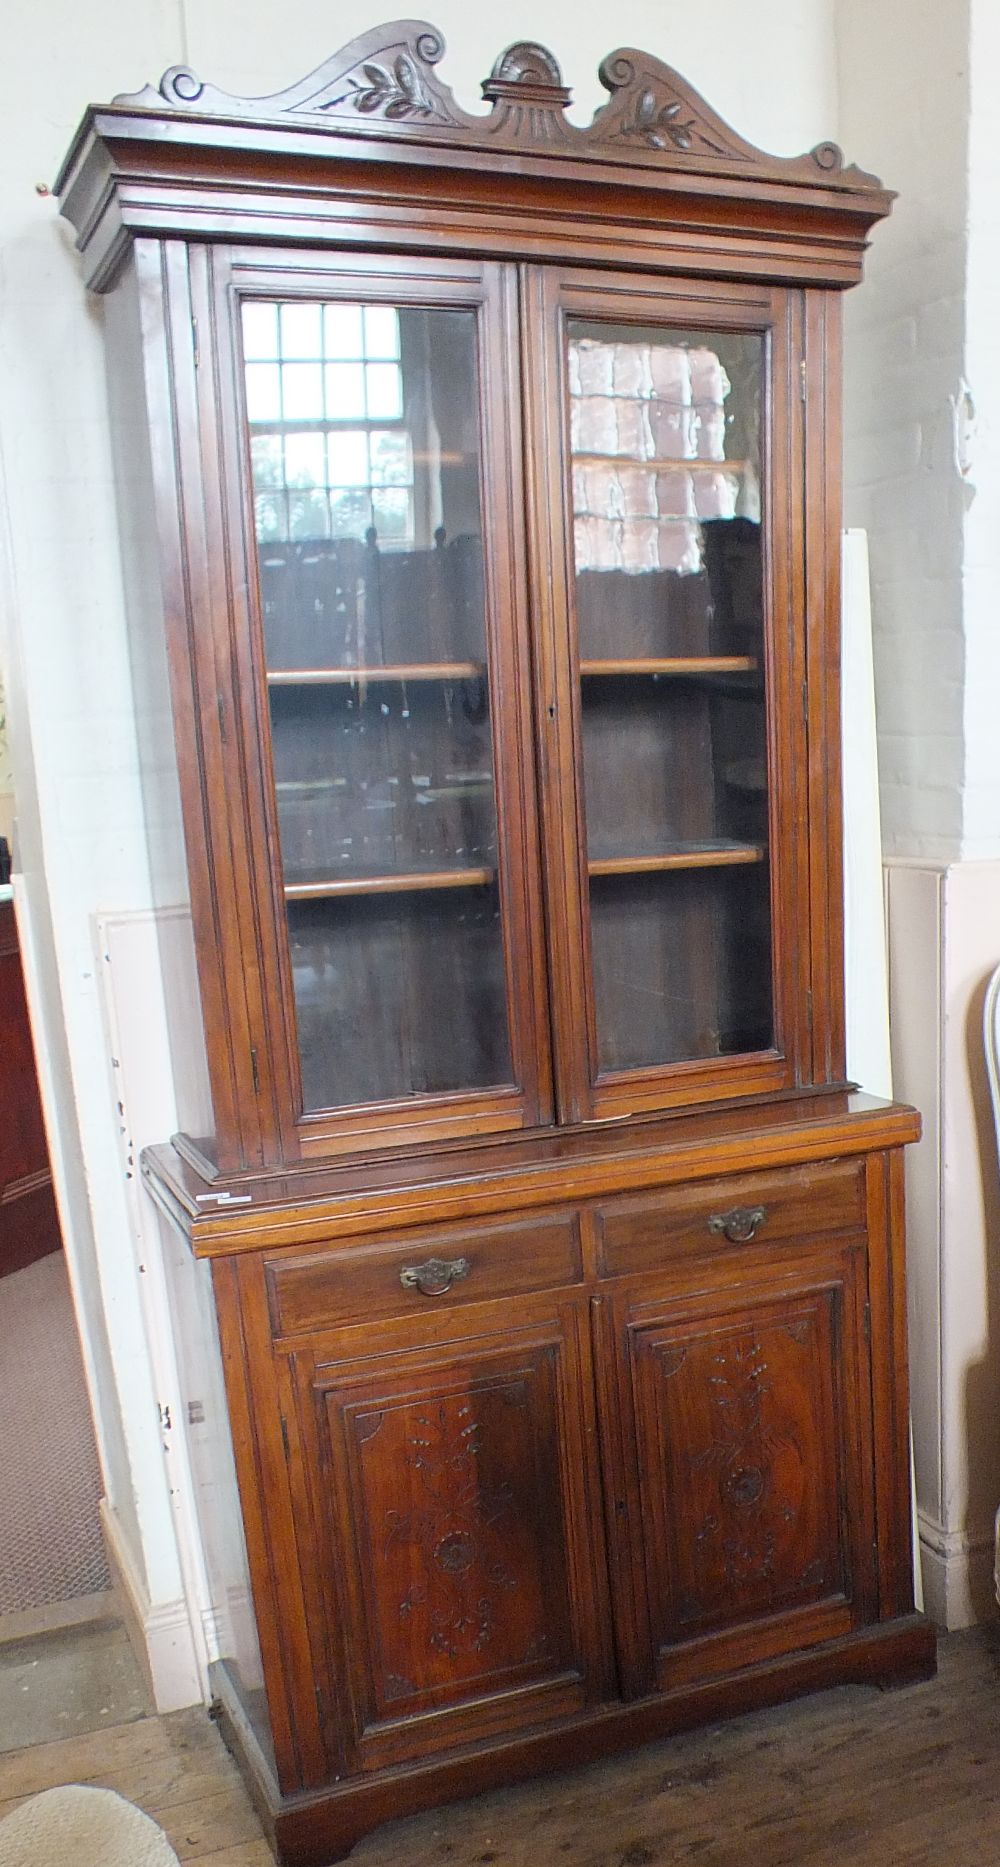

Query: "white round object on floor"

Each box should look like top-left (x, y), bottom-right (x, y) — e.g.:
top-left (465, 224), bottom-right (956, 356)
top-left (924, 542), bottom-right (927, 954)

top-left (0, 1784), bottom-right (179, 1866)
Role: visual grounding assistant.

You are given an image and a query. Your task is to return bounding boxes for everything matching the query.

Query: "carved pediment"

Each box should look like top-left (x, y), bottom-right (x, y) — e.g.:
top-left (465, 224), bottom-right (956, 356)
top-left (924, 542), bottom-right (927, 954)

top-left (114, 20), bottom-right (461, 129)
top-left (112, 18), bottom-right (883, 190)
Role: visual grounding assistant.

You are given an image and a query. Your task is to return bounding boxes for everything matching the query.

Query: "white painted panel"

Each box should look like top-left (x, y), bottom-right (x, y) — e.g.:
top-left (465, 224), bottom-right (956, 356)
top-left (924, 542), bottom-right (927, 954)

top-left (97, 908), bottom-right (210, 1707)
top-left (886, 863), bottom-right (944, 1533)
top-left (938, 862), bottom-right (1000, 1612)
top-left (842, 529), bottom-right (892, 1099)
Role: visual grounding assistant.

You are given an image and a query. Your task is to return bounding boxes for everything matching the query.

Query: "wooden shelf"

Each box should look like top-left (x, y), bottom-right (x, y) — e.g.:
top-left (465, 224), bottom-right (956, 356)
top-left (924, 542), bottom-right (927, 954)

top-left (573, 452), bottom-right (752, 473)
top-left (580, 657), bottom-right (757, 677)
top-left (267, 663), bottom-right (483, 686)
top-left (285, 866), bottom-right (494, 901)
top-left (588, 843), bottom-right (765, 878)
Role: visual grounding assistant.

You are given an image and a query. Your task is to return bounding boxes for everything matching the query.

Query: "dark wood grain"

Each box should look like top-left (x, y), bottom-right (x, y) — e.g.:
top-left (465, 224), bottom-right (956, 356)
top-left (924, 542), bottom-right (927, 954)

top-left (594, 1156), bottom-right (865, 1275)
top-left (291, 1297), bottom-right (611, 1771)
top-left (804, 288), bottom-right (848, 1083)
top-left (614, 1240), bottom-right (875, 1691)
top-left (265, 1210), bottom-right (582, 1337)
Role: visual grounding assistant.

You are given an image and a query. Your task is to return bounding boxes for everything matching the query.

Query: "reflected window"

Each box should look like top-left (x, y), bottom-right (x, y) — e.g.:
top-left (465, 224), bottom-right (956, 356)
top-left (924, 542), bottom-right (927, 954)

top-left (568, 332), bottom-right (761, 575)
top-left (242, 301), bottom-right (415, 546)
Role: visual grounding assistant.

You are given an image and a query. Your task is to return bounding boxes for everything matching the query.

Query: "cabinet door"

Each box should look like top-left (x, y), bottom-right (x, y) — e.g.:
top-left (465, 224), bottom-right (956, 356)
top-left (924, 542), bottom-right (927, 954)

top-left (213, 249), bottom-right (550, 1161)
top-left (286, 1295), bottom-right (613, 1771)
top-left (596, 1235), bottom-right (876, 1696)
top-left (522, 267), bottom-right (812, 1124)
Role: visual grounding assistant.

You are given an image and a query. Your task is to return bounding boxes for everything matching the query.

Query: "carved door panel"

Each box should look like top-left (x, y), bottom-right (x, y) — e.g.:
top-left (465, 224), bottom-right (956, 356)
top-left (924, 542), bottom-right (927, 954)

top-left (599, 1238), bottom-right (877, 1696)
top-left (290, 1296), bottom-right (613, 1770)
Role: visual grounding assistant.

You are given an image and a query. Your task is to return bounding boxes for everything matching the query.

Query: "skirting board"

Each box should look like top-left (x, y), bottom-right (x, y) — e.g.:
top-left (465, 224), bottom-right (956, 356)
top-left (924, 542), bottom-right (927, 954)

top-left (100, 1497), bottom-right (202, 1713)
top-left (917, 1508), bottom-right (997, 1630)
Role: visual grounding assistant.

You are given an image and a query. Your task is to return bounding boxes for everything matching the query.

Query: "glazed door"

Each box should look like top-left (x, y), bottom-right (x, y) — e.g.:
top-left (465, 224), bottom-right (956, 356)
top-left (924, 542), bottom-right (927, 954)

top-left (217, 250), bottom-right (551, 1160)
top-left (284, 1294), bottom-right (613, 1772)
top-left (594, 1231), bottom-right (877, 1698)
top-left (523, 268), bottom-right (811, 1124)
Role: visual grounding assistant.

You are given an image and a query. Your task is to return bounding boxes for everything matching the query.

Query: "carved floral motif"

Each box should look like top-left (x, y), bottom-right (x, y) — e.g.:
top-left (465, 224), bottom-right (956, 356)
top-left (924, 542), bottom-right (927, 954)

top-left (683, 1330), bottom-right (805, 1593)
top-left (603, 76), bottom-right (729, 158)
top-left (324, 53), bottom-right (443, 121)
top-left (384, 1396), bottom-right (522, 1664)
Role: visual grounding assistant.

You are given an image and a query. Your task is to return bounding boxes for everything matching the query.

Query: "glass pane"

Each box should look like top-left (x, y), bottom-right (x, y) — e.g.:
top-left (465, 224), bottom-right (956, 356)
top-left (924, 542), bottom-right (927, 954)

top-left (245, 362), bottom-right (281, 422)
top-left (329, 487), bottom-right (371, 538)
top-left (371, 486), bottom-right (412, 541)
top-left (370, 430), bottom-right (411, 486)
top-left (327, 430), bottom-right (369, 487)
top-left (281, 362), bottom-right (324, 421)
top-left (366, 362), bottom-right (404, 418)
top-left (287, 889), bottom-right (509, 1110)
top-left (251, 433), bottom-right (283, 489)
top-left (284, 431), bottom-right (326, 487)
top-left (364, 304), bottom-right (401, 359)
top-left (324, 301), bottom-right (364, 356)
top-left (325, 362), bottom-right (366, 419)
top-left (289, 490), bottom-right (330, 539)
top-left (567, 318), bottom-right (772, 1074)
top-left (242, 299), bottom-right (509, 1113)
top-left (255, 491), bottom-right (286, 541)
top-left (242, 302), bottom-right (278, 360)
top-left (280, 302), bottom-right (323, 359)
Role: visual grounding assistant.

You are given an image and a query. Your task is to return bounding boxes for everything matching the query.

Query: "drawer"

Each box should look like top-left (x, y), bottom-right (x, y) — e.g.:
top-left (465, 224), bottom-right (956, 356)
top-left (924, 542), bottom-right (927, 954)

top-left (265, 1210), bottom-right (583, 1338)
top-left (595, 1158), bottom-right (865, 1278)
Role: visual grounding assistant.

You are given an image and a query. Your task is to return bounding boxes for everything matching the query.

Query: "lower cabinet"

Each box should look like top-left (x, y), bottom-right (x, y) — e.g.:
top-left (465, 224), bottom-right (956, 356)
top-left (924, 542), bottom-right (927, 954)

top-left (192, 1140), bottom-right (932, 1863)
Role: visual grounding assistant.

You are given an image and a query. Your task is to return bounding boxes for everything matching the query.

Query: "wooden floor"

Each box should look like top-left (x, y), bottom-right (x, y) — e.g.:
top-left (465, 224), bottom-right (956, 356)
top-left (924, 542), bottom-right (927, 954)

top-left (0, 1628), bottom-right (999, 1865)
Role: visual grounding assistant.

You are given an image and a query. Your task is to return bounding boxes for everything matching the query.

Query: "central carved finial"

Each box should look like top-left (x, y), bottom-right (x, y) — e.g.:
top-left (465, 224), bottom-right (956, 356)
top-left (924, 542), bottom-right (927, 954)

top-left (481, 41), bottom-right (571, 112)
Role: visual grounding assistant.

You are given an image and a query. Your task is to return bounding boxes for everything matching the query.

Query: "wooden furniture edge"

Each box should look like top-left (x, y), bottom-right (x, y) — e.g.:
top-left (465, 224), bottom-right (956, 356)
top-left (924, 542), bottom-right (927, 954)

top-left (140, 1094), bottom-right (922, 1257)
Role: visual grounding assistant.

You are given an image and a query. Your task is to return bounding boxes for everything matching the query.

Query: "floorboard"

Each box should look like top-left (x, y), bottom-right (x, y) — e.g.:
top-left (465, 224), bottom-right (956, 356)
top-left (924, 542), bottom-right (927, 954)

top-left (0, 1627), bottom-right (998, 1864)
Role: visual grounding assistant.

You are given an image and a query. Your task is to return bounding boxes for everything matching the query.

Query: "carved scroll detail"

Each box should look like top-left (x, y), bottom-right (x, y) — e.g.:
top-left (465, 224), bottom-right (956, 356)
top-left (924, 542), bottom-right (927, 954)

top-left (595, 54), bottom-right (734, 159)
top-left (113, 21), bottom-right (460, 129)
top-left (110, 19), bottom-right (884, 191)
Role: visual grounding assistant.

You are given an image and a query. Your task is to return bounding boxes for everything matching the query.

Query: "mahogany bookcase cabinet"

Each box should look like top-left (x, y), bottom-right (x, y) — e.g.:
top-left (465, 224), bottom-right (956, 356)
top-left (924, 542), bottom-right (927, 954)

top-left (57, 25), bottom-right (935, 1864)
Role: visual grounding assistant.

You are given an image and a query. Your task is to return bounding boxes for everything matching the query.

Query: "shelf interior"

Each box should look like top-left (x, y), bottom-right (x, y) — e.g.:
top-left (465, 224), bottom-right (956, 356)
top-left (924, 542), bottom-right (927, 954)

top-left (284, 866), bottom-right (495, 900)
top-left (572, 452), bottom-right (752, 473)
top-left (588, 843), bottom-right (765, 878)
top-left (281, 844), bottom-right (765, 900)
top-left (580, 657), bottom-right (756, 677)
top-left (267, 662), bottom-right (484, 686)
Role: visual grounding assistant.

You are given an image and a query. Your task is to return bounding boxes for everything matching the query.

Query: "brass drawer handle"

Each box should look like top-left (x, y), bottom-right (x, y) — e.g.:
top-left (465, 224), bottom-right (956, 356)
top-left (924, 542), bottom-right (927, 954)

top-left (707, 1205), bottom-right (768, 1244)
top-left (399, 1256), bottom-right (471, 1297)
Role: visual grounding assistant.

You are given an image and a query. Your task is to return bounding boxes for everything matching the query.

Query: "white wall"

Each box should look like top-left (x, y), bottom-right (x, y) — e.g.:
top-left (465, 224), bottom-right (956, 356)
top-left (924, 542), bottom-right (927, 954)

top-left (962, 0), bottom-right (1000, 861)
top-left (0, 0), bottom-right (842, 1698)
top-left (838, 0), bottom-right (969, 865)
